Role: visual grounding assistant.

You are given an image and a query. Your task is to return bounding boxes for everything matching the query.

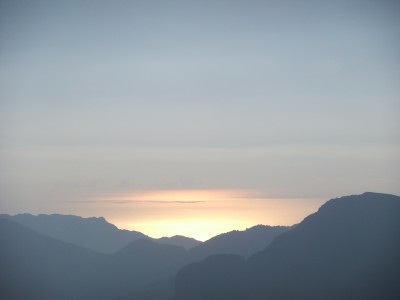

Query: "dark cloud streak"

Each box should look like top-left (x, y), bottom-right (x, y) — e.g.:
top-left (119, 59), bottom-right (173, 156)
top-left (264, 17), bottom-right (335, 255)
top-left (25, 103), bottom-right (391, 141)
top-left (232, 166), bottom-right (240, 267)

top-left (62, 199), bottom-right (206, 205)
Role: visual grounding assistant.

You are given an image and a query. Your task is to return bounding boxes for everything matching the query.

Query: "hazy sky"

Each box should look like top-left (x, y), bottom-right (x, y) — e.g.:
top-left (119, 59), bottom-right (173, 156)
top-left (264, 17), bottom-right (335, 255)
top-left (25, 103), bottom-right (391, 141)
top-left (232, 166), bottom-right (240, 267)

top-left (1, 0), bottom-right (399, 239)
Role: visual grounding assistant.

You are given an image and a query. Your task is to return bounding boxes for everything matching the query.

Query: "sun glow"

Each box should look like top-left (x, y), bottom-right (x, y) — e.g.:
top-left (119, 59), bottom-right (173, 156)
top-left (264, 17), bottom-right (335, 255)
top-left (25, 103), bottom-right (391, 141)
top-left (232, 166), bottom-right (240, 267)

top-left (125, 219), bottom-right (252, 242)
top-left (97, 189), bottom-right (326, 241)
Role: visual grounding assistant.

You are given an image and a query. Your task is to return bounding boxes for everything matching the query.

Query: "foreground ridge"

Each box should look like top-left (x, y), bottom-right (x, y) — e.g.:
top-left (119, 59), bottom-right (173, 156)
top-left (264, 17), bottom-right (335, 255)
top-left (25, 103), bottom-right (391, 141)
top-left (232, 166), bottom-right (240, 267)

top-left (174, 192), bottom-right (400, 300)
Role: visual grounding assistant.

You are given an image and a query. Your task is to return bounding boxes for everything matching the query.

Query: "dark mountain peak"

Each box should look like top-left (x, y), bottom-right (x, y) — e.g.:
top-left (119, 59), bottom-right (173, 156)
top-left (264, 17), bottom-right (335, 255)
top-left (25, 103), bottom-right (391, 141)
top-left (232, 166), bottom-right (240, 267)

top-left (0, 213), bottom-right (149, 253)
top-left (251, 192), bottom-right (400, 260)
top-left (4, 213), bottom-right (112, 227)
top-left (189, 224), bottom-right (290, 260)
top-left (0, 218), bottom-right (186, 300)
top-left (167, 235), bottom-right (194, 239)
top-left (246, 224), bottom-right (267, 230)
top-left (0, 218), bottom-right (109, 300)
top-left (204, 224), bottom-right (290, 243)
top-left (41, 213), bottom-right (108, 224)
top-left (157, 235), bottom-right (201, 249)
top-left (244, 224), bottom-right (289, 232)
top-left (287, 192), bottom-right (400, 228)
top-left (320, 192), bottom-right (399, 208)
top-left (175, 192), bottom-right (400, 300)
top-left (362, 191), bottom-right (393, 196)
top-left (81, 215), bottom-right (108, 223)
top-left (0, 218), bottom-right (97, 255)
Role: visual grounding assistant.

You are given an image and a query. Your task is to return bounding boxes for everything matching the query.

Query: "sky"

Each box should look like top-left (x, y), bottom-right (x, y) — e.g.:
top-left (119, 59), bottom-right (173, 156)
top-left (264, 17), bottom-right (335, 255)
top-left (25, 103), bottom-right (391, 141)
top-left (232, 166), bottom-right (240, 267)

top-left (0, 0), bottom-right (399, 240)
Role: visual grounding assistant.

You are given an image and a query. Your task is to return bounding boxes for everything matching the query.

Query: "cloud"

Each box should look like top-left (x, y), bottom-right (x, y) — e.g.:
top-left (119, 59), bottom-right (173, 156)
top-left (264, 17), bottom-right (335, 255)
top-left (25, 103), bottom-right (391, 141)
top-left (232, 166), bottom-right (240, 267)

top-left (64, 199), bottom-right (206, 205)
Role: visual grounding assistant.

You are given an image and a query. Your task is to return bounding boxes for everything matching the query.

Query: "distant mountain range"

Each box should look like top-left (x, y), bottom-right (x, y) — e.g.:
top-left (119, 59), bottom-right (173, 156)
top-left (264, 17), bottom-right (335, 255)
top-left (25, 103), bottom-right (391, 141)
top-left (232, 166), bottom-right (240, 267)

top-left (158, 235), bottom-right (201, 249)
top-left (0, 213), bottom-right (202, 252)
top-left (0, 211), bottom-right (288, 299)
top-left (0, 218), bottom-right (106, 300)
top-left (174, 192), bottom-right (400, 300)
top-left (2, 192), bottom-right (398, 300)
top-left (0, 213), bottom-right (148, 253)
top-left (189, 224), bottom-right (290, 259)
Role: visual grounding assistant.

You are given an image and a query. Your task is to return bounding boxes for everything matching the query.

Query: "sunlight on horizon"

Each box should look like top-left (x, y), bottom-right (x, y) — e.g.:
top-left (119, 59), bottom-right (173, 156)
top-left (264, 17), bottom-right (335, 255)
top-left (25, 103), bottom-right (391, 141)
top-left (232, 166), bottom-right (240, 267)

top-left (121, 219), bottom-right (253, 242)
top-left (103, 189), bottom-right (327, 241)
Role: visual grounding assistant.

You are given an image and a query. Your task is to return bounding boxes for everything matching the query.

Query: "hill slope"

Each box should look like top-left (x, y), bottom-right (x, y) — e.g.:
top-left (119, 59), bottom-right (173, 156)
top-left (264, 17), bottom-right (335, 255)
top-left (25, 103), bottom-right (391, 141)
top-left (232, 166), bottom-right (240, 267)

top-left (0, 213), bottom-right (148, 253)
top-left (113, 224), bottom-right (289, 300)
top-left (189, 225), bottom-right (290, 259)
top-left (174, 192), bottom-right (400, 300)
top-left (157, 235), bottom-right (201, 249)
top-left (0, 219), bottom-right (190, 300)
top-left (0, 219), bottom-right (110, 300)
top-left (0, 217), bottom-right (289, 300)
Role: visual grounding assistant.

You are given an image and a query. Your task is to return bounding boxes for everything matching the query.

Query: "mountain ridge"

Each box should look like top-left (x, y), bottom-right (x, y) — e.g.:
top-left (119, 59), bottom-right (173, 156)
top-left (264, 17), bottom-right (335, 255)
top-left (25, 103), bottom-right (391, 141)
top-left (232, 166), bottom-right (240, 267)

top-left (189, 224), bottom-right (290, 259)
top-left (157, 235), bottom-right (201, 249)
top-left (0, 213), bottom-right (149, 253)
top-left (0, 214), bottom-right (289, 300)
top-left (174, 192), bottom-right (400, 300)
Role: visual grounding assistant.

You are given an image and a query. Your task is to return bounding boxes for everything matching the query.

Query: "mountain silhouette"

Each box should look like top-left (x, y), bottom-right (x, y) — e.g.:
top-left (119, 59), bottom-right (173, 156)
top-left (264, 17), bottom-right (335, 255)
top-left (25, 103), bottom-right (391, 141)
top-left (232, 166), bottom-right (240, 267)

top-left (4, 192), bottom-right (395, 300)
top-left (108, 238), bottom-right (189, 291)
top-left (0, 216), bottom-right (288, 300)
top-left (0, 214), bottom-right (288, 257)
top-left (157, 235), bottom-right (201, 249)
top-left (0, 213), bottom-right (148, 253)
top-left (174, 192), bottom-right (400, 300)
top-left (189, 225), bottom-right (290, 260)
top-left (0, 214), bottom-right (202, 253)
top-left (0, 219), bottom-right (189, 300)
top-left (176, 254), bottom-right (246, 300)
top-left (108, 224), bottom-right (289, 300)
top-left (0, 218), bottom-right (110, 300)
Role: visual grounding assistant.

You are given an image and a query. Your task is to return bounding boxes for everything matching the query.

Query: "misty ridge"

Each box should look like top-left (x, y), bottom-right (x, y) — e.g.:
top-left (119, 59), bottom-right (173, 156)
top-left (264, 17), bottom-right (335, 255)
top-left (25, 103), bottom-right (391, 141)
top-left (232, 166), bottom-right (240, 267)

top-left (0, 212), bottom-right (288, 299)
top-left (1, 192), bottom-right (399, 300)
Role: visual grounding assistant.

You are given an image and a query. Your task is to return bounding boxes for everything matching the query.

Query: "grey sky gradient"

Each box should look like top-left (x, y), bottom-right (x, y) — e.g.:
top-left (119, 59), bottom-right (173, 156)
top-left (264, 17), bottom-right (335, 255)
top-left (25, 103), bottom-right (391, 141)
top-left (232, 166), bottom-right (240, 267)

top-left (1, 0), bottom-right (399, 220)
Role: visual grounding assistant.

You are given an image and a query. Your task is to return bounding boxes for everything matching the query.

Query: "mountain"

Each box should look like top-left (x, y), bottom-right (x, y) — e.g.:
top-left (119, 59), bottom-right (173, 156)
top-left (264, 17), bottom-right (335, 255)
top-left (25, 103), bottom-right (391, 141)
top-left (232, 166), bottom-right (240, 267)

top-left (174, 192), bottom-right (400, 300)
top-left (157, 235), bottom-right (201, 249)
top-left (189, 225), bottom-right (290, 259)
top-left (113, 225), bottom-right (289, 300)
top-left (0, 214), bottom-right (286, 256)
top-left (145, 224), bottom-right (288, 264)
top-left (0, 219), bottom-right (190, 300)
top-left (0, 208), bottom-right (297, 300)
top-left (109, 239), bottom-right (189, 291)
top-left (0, 213), bottom-right (148, 253)
top-left (0, 218), bottom-right (110, 300)
top-left (176, 254), bottom-right (246, 300)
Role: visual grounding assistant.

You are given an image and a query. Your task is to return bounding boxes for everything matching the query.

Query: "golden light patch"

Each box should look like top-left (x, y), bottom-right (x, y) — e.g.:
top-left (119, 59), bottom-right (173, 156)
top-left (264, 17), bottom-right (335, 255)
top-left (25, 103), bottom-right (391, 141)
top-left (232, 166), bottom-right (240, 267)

top-left (122, 219), bottom-right (252, 242)
top-left (99, 189), bottom-right (326, 241)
